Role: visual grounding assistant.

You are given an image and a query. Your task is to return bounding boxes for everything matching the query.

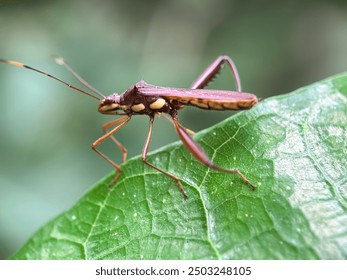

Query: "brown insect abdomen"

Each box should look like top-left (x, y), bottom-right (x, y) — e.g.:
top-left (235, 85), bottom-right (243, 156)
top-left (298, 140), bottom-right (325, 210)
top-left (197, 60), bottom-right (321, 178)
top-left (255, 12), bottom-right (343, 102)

top-left (184, 98), bottom-right (258, 110)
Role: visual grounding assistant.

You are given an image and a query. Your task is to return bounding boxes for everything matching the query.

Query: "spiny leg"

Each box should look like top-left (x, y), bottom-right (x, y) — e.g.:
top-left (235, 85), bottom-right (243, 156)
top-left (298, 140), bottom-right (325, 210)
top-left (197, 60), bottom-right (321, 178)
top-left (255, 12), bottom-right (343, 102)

top-left (92, 115), bottom-right (131, 186)
top-left (190, 55), bottom-right (242, 92)
top-left (171, 117), bottom-right (255, 191)
top-left (142, 115), bottom-right (188, 200)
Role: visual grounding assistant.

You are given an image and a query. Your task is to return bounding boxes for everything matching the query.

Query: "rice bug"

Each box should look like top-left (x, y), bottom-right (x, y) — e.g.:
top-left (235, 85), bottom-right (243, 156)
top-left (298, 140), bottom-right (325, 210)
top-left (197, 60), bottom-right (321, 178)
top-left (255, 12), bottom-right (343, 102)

top-left (0, 55), bottom-right (258, 199)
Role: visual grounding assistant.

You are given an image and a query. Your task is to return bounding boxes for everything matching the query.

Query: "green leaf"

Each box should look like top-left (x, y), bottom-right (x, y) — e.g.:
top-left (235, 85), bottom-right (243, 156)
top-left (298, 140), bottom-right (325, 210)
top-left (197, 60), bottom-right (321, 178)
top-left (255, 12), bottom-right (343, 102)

top-left (12, 73), bottom-right (347, 260)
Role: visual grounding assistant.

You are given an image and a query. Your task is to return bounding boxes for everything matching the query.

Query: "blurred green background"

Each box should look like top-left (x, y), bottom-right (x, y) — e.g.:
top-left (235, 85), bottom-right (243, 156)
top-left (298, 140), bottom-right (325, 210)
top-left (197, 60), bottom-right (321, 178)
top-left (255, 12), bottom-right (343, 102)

top-left (0, 0), bottom-right (346, 259)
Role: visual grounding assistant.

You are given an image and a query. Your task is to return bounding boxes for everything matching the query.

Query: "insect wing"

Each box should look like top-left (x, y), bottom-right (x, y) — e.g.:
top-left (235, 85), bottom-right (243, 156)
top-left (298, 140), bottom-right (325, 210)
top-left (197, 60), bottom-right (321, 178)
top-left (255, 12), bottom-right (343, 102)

top-left (137, 86), bottom-right (258, 110)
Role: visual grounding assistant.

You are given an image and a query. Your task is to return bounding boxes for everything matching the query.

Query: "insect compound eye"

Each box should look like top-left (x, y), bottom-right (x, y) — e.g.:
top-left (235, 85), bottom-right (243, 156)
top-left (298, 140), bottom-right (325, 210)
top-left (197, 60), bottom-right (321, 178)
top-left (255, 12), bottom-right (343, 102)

top-left (98, 93), bottom-right (122, 113)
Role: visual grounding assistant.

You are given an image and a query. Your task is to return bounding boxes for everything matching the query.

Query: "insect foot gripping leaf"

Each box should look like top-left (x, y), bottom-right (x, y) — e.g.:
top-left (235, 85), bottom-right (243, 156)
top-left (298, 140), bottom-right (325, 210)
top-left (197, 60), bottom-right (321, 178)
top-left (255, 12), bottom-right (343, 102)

top-left (12, 73), bottom-right (347, 260)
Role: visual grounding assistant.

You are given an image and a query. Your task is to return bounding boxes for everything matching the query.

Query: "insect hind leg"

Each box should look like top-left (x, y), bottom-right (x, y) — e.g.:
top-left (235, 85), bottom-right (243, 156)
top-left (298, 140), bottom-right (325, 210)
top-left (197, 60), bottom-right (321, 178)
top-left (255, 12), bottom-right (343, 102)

top-left (190, 55), bottom-right (242, 92)
top-left (171, 117), bottom-right (255, 191)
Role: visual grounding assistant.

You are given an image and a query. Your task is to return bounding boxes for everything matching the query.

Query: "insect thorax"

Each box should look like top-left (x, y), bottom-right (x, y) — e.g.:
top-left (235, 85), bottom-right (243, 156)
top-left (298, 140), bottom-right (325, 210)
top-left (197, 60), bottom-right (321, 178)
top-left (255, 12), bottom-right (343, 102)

top-left (122, 93), bottom-right (172, 115)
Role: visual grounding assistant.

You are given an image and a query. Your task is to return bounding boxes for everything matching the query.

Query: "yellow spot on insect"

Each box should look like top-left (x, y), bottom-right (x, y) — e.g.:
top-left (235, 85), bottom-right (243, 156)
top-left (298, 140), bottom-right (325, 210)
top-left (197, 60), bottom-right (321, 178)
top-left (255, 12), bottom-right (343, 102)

top-left (100, 103), bottom-right (119, 112)
top-left (149, 98), bottom-right (166, 110)
top-left (131, 103), bottom-right (145, 112)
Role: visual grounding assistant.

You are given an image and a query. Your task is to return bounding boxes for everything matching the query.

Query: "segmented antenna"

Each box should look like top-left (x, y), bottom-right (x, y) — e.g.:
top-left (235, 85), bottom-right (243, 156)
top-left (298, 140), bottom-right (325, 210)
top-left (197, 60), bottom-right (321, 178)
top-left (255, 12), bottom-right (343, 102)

top-left (0, 58), bottom-right (100, 101)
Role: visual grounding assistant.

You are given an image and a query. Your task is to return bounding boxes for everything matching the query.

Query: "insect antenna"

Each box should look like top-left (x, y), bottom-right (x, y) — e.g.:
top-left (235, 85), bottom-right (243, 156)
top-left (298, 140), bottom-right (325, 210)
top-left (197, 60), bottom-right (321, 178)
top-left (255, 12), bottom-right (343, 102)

top-left (53, 56), bottom-right (106, 99)
top-left (0, 58), bottom-right (100, 101)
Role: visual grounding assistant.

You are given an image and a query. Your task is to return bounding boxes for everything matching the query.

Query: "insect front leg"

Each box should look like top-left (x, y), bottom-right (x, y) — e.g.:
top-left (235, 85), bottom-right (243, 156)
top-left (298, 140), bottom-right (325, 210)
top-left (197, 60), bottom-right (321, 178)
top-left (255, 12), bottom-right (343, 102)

top-left (171, 117), bottom-right (255, 191)
top-left (142, 115), bottom-right (188, 200)
top-left (190, 55), bottom-right (242, 92)
top-left (92, 115), bottom-right (131, 186)
top-left (102, 119), bottom-right (128, 163)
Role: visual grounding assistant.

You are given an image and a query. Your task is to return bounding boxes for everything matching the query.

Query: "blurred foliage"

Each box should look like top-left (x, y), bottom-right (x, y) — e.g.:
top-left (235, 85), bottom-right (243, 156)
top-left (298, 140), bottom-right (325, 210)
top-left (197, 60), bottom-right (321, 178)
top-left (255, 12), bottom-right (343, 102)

top-left (0, 0), bottom-right (347, 259)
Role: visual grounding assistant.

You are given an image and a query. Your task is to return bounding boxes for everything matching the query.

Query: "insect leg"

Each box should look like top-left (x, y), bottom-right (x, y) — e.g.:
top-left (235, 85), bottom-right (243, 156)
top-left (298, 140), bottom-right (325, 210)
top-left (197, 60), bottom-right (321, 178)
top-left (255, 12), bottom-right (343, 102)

top-left (102, 119), bottom-right (128, 163)
top-left (92, 115), bottom-right (131, 185)
top-left (171, 117), bottom-right (255, 191)
top-left (162, 114), bottom-right (195, 136)
top-left (190, 55), bottom-right (242, 92)
top-left (142, 116), bottom-right (188, 200)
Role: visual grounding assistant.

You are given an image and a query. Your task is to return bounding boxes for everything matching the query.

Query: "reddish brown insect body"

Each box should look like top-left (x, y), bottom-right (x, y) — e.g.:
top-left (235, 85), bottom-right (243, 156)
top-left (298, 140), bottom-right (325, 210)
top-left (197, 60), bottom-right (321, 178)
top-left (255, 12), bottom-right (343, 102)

top-left (0, 56), bottom-right (258, 199)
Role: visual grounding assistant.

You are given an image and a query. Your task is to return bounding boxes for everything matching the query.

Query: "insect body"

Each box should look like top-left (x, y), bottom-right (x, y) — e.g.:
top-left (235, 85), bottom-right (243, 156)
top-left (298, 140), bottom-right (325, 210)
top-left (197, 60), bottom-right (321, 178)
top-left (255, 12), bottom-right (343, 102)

top-left (0, 56), bottom-right (258, 199)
